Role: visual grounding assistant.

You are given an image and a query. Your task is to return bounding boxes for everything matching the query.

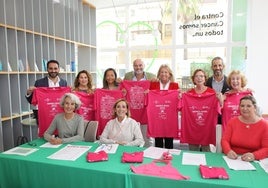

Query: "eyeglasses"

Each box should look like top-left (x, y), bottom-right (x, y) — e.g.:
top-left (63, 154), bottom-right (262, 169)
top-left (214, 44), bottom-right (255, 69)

top-left (194, 75), bottom-right (205, 78)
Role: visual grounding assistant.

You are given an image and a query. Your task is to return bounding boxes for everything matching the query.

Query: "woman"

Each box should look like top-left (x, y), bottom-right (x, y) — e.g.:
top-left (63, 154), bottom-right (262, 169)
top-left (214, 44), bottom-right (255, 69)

top-left (102, 68), bottom-right (120, 90)
top-left (184, 69), bottom-right (218, 152)
top-left (100, 99), bottom-right (144, 146)
top-left (188, 69), bottom-right (215, 95)
top-left (150, 64), bottom-right (179, 149)
top-left (221, 95), bottom-right (268, 161)
top-left (44, 93), bottom-right (84, 144)
top-left (73, 70), bottom-right (94, 93)
top-left (220, 70), bottom-right (253, 132)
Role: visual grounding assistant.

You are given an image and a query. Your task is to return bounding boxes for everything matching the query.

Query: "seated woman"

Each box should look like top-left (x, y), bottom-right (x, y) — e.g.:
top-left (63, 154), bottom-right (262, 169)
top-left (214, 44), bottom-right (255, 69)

top-left (44, 93), bottom-right (84, 144)
top-left (100, 99), bottom-right (144, 147)
top-left (221, 95), bottom-right (268, 161)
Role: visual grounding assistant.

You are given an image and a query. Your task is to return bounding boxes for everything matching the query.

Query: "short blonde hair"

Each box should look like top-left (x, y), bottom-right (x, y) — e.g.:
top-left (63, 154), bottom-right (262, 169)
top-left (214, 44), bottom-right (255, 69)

top-left (227, 70), bottom-right (247, 88)
top-left (60, 93), bottom-right (81, 110)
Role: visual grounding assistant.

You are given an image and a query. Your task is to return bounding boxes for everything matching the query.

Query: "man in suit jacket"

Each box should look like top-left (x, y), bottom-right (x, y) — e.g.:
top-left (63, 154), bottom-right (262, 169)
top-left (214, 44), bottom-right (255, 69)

top-left (206, 57), bottom-right (230, 124)
top-left (25, 59), bottom-right (67, 122)
top-left (206, 56), bottom-right (230, 94)
top-left (124, 59), bottom-right (156, 81)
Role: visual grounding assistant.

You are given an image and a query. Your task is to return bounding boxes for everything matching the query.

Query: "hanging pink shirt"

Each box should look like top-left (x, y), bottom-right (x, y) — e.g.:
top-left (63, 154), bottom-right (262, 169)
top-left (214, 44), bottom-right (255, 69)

top-left (120, 80), bottom-right (150, 124)
top-left (222, 91), bottom-right (252, 132)
top-left (32, 87), bottom-right (71, 137)
top-left (146, 90), bottom-right (179, 138)
top-left (73, 91), bottom-right (95, 121)
top-left (180, 92), bottom-right (220, 146)
top-left (94, 89), bottom-right (124, 136)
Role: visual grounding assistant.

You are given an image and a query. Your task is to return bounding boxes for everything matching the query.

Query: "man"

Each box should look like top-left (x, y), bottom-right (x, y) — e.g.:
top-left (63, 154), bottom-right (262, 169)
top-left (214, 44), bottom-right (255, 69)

top-left (26, 59), bottom-right (68, 122)
top-left (206, 57), bottom-right (230, 94)
top-left (124, 58), bottom-right (156, 81)
top-left (123, 58), bottom-right (156, 147)
top-left (206, 57), bottom-right (230, 124)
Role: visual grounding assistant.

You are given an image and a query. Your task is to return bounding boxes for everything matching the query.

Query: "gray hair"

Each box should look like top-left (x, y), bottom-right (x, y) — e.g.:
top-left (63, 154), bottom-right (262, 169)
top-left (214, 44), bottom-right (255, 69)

top-left (59, 93), bottom-right (81, 110)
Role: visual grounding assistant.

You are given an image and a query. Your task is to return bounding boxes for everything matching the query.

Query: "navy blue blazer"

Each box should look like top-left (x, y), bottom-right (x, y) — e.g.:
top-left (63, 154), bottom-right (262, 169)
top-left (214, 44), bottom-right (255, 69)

top-left (26, 77), bottom-right (67, 103)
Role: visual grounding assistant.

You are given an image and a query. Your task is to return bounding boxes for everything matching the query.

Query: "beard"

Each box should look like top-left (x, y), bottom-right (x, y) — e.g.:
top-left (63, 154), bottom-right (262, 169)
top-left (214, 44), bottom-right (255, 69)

top-left (214, 70), bottom-right (222, 77)
top-left (135, 70), bottom-right (143, 75)
top-left (48, 72), bottom-right (59, 78)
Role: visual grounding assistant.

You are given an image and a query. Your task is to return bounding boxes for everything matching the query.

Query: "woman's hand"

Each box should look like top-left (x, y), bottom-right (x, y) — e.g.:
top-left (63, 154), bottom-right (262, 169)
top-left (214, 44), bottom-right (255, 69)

top-left (50, 137), bottom-right (62, 145)
top-left (227, 150), bottom-right (238, 159)
top-left (241, 152), bottom-right (255, 162)
top-left (115, 141), bottom-right (127, 145)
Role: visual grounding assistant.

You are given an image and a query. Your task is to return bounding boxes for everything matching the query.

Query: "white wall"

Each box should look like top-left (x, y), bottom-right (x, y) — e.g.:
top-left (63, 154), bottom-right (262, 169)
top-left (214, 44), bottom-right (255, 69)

top-left (247, 0), bottom-right (268, 114)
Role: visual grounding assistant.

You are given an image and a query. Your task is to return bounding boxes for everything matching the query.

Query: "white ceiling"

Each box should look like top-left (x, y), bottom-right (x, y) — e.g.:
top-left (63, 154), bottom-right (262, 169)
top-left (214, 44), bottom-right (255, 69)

top-left (87, 0), bottom-right (163, 9)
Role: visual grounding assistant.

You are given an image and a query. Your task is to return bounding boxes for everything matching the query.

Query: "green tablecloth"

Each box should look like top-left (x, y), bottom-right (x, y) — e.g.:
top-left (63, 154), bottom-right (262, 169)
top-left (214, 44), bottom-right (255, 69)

top-left (0, 139), bottom-right (267, 188)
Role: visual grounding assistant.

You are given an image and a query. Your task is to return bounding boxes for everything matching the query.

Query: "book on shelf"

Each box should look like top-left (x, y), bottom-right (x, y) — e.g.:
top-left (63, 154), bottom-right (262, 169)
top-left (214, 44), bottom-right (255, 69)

top-left (7, 62), bottom-right (12, 72)
top-left (18, 59), bottom-right (25, 72)
top-left (34, 62), bottom-right (39, 72)
top-left (26, 60), bottom-right (31, 71)
top-left (0, 60), bottom-right (2, 71)
top-left (42, 59), bottom-right (47, 71)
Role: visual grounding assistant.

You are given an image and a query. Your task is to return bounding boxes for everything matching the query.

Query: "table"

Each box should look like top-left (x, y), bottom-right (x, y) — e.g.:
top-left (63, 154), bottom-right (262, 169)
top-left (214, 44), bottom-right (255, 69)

top-left (0, 139), bottom-right (267, 188)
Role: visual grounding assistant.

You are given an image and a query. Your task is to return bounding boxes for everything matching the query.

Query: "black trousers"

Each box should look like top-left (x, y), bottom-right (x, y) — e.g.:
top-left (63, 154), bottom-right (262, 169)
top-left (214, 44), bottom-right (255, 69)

top-left (155, 137), bottom-right (173, 149)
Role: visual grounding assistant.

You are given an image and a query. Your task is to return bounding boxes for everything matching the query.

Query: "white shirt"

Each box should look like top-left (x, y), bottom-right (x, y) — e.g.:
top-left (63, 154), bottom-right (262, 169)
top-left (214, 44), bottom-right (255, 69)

top-left (48, 76), bottom-right (60, 87)
top-left (100, 117), bottom-right (145, 146)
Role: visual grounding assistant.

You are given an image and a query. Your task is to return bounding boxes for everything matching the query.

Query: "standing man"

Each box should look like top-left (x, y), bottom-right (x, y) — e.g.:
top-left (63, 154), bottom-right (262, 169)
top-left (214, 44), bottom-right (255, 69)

top-left (26, 59), bottom-right (68, 122)
top-left (123, 58), bottom-right (156, 147)
top-left (206, 57), bottom-right (230, 124)
top-left (124, 58), bottom-right (156, 81)
top-left (206, 56), bottom-right (230, 94)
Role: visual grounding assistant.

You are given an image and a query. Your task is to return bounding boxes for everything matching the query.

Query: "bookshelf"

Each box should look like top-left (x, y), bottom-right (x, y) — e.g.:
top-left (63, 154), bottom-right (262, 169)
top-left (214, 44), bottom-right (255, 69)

top-left (0, 0), bottom-right (96, 151)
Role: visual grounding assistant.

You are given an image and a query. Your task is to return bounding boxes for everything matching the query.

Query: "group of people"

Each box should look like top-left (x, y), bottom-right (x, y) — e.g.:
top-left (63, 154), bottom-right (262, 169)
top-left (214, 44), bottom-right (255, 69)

top-left (26, 57), bottom-right (268, 161)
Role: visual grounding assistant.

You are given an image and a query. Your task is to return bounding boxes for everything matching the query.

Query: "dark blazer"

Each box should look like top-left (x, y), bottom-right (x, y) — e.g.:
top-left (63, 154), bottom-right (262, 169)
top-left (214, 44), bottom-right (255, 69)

top-left (149, 81), bottom-right (179, 90)
top-left (206, 75), bottom-right (230, 94)
top-left (26, 77), bottom-right (67, 103)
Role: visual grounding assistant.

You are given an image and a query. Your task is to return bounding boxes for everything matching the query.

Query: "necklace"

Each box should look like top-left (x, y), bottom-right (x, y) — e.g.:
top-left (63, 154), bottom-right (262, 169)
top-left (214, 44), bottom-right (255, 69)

top-left (240, 116), bottom-right (259, 129)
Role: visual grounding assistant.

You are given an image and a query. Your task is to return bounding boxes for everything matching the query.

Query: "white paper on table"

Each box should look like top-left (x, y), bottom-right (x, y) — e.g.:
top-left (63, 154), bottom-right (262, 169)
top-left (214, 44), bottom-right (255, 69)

top-left (94, 144), bottom-right (119, 154)
top-left (3, 147), bottom-right (38, 156)
top-left (40, 142), bottom-right (62, 148)
top-left (259, 158), bottom-right (268, 173)
top-left (47, 145), bottom-right (91, 161)
top-left (223, 156), bottom-right (256, 170)
top-left (182, 152), bottom-right (207, 165)
top-left (143, 146), bottom-right (181, 159)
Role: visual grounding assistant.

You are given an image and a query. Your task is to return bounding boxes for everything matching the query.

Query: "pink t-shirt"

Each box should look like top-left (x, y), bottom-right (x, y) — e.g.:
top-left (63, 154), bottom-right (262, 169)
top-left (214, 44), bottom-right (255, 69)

top-left (94, 89), bottom-right (124, 136)
top-left (131, 161), bottom-right (189, 180)
top-left (120, 80), bottom-right (150, 124)
top-left (73, 91), bottom-right (95, 121)
top-left (222, 91), bottom-right (252, 132)
top-left (180, 92), bottom-right (220, 145)
top-left (146, 90), bottom-right (179, 138)
top-left (32, 87), bottom-right (71, 137)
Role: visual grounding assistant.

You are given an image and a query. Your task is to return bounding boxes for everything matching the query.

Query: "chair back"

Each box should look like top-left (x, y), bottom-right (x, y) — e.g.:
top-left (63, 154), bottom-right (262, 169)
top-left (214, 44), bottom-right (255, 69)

top-left (84, 121), bottom-right (99, 142)
top-left (215, 124), bottom-right (222, 153)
